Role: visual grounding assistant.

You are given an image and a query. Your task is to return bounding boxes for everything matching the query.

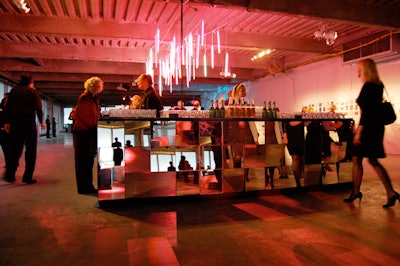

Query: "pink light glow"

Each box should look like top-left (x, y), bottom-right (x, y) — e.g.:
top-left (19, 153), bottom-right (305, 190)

top-left (158, 72), bottom-right (162, 96)
top-left (201, 20), bottom-right (205, 46)
top-left (224, 52), bottom-right (229, 76)
top-left (196, 35), bottom-right (200, 68)
top-left (203, 53), bottom-right (207, 76)
top-left (155, 28), bottom-right (160, 67)
top-left (217, 30), bottom-right (221, 54)
top-left (211, 44), bottom-right (214, 69)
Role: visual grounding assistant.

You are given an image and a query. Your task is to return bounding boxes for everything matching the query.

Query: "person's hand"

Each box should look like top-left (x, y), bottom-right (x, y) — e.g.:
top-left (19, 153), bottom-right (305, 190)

top-left (4, 124), bottom-right (10, 133)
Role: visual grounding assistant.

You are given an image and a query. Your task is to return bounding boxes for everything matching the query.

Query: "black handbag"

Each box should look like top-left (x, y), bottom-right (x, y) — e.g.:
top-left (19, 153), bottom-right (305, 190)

top-left (381, 101), bottom-right (396, 125)
top-left (381, 87), bottom-right (396, 125)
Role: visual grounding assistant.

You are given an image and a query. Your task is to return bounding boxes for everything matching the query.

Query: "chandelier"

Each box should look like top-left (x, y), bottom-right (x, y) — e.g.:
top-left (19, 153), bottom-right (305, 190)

top-left (13, 0), bottom-right (30, 13)
top-left (314, 25), bottom-right (338, 46)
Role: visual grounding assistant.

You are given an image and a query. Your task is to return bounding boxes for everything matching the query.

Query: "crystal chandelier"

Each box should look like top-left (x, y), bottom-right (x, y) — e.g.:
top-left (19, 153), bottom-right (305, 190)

top-left (314, 25), bottom-right (338, 46)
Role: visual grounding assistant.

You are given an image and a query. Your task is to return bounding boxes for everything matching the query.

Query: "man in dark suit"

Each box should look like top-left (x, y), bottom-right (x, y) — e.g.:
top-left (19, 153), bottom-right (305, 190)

top-left (3, 74), bottom-right (46, 184)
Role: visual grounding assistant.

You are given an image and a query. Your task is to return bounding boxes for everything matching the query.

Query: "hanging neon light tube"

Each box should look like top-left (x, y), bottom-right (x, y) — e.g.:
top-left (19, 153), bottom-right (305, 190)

top-left (211, 44), bottom-right (214, 69)
top-left (203, 53), bottom-right (207, 77)
top-left (224, 52), bottom-right (229, 76)
top-left (196, 35), bottom-right (200, 68)
top-left (217, 30), bottom-right (221, 54)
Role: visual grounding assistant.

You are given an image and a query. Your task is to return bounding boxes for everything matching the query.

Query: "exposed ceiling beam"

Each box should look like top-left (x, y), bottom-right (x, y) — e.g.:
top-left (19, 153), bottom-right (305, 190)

top-left (0, 41), bottom-right (274, 69)
top-left (197, 0), bottom-right (400, 29)
top-left (0, 13), bottom-right (330, 58)
top-left (0, 57), bottom-right (266, 81)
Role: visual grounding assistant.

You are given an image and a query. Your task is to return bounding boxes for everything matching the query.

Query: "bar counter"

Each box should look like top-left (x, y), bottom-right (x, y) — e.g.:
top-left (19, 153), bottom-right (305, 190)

top-left (97, 116), bottom-right (354, 204)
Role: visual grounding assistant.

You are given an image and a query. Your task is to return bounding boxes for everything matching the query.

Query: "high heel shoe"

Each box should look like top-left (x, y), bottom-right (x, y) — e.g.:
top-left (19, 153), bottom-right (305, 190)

top-left (383, 191), bottom-right (400, 208)
top-left (343, 192), bottom-right (363, 203)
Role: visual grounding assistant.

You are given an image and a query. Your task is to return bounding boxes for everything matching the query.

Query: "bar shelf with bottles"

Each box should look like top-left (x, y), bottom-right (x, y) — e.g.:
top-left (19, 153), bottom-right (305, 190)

top-left (97, 108), bottom-right (353, 205)
top-left (158, 98), bottom-right (345, 121)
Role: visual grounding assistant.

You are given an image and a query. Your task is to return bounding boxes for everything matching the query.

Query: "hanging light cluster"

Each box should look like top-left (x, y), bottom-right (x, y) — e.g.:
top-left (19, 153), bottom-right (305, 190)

top-left (251, 49), bottom-right (275, 61)
top-left (146, 20), bottom-right (226, 93)
top-left (13, 0), bottom-right (30, 13)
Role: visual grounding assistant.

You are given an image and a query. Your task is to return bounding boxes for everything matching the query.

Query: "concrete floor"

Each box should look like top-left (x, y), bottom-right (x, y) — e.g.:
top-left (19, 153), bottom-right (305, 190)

top-left (1, 132), bottom-right (400, 265)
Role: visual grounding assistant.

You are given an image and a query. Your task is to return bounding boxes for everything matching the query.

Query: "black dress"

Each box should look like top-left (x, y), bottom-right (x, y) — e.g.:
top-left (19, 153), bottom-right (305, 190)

top-left (305, 121), bottom-right (322, 164)
top-left (353, 81), bottom-right (385, 158)
top-left (285, 121), bottom-right (305, 156)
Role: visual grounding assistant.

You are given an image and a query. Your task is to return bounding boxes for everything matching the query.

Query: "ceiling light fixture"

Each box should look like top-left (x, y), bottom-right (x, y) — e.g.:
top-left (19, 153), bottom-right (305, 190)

top-left (251, 49), bottom-right (275, 61)
top-left (13, 0), bottom-right (30, 13)
top-left (314, 25), bottom-right (338, 46)
top-left (219, 70), bottom-right (236, 79)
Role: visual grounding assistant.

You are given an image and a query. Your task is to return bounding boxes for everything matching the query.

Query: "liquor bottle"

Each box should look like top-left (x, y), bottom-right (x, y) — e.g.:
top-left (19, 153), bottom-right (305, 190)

top-left (209, 99), bottom-right (215, 118)
top-left (272, 101), bottom-right (277, 118)
top-left (228, 96), bottom-right (234, 118)
top-left (245, 97), bottom-right (251, 117)
top-left (220, 98), bottom-right (225, 118)
top-left (215, 98), bottom-right (220, 118)
top-left (250, 98), bottom-right (256, 118)
top-left (234, 97), bottom-right (240, 117)
top-left (239, 97), bottom-right (245, 117)
top-left (267, 101), bottom-right (272, 118)
top-left (262, 101), bottom-right (268, 118)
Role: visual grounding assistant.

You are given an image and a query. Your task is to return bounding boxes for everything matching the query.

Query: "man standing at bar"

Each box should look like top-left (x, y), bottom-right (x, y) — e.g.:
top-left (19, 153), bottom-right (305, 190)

top-left (3, 74), bottom-right (46, 184)
top-left (135, 74), bottom-right (163, 116)
top-left (135, 74), bottom-right (163, 138)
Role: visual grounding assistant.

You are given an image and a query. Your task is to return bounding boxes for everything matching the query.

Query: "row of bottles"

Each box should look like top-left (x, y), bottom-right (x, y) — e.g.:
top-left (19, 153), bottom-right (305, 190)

top-left (262, 101), bottom-right (278, 118)
top-left (209, 97), bottom-right (257, 118)
top-left (209, 98), bottom-right (225, 118)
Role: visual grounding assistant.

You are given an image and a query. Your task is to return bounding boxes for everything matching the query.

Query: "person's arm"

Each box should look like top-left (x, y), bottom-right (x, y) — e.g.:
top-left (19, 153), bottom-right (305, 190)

top-left (34, 90), bottom-right (46, 130)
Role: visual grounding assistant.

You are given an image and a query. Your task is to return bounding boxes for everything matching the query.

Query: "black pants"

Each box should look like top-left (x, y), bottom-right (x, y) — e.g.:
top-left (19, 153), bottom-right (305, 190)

top-left (6, 125), bottom-right (38, 180)
top-left (73, 128), bottom-right (97, 193)
top-left (46, 126), bottom-right (51, 138)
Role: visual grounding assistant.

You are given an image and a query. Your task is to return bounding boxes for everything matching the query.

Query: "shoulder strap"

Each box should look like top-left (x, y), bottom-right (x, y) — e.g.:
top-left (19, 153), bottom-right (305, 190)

top-left (383, 86), bottom-right (391, 102)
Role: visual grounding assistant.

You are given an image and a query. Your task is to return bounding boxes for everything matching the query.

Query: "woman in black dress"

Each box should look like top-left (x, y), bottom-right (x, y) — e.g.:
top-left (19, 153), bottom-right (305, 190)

top-left (285, 106), bottom-right (310, 188)
top-left (344, 58), bottom-right (399, 208)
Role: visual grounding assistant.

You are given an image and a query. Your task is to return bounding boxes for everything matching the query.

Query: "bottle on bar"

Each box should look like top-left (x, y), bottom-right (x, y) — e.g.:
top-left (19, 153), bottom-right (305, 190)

top-left (272, 101), bottom-right (277, 118)
top-left (245, 97), bottom-right (251, 117)
top-left (240, 97), bottom-right (245, 117)
top-left (250, 98), bottom-right (256, 118)
top-left (209, 99), bottom-right (215, 118)
top-left (215, 98), bottom-right (220, 118)
top-left (267, 101), bottom-right (273, 118)
top-left (220, 98), bottom-right (225, 118)
top-left (228, 96), bottom-right (233, 118)
top-left (262, 100), bottom-right (268, 118)
top-left (234, 97), bottom-right (240, 117)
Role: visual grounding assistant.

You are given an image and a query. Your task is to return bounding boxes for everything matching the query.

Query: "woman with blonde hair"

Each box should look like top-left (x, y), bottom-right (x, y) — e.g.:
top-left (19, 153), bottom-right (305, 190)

top-left (73, 76), bottom-right (104, 194)
top-left (344, 58), bottom-right (398, 207)
top-left (129, 95), bottom-right (141, 109)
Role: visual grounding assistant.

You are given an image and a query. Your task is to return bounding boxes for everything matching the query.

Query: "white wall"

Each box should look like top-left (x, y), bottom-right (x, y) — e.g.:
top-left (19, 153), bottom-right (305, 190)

top-left (247, 56), bottom-right (400, 155)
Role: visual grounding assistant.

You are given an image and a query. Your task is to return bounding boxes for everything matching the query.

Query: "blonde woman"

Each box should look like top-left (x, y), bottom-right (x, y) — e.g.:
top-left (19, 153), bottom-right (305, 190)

top-left (73, 77), bottom-right (104, 194)
top-left (344, 59), bottom-right (398, 207)
top-left (129, 95), bottom-right (141, 109)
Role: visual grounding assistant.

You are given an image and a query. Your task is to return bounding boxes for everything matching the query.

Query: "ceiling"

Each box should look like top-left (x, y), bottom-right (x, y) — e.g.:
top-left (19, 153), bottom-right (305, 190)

top-left (0, 0), bottom-right (399, 107)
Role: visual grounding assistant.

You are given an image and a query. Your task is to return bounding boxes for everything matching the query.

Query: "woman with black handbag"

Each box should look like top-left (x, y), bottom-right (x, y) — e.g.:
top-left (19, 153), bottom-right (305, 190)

top-left (344, 58), bottom-right (399, 208)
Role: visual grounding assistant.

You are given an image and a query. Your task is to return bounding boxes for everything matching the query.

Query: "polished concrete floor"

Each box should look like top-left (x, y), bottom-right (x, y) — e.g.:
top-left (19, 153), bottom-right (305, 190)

top-left (1, 133), bottom-right (400, 265)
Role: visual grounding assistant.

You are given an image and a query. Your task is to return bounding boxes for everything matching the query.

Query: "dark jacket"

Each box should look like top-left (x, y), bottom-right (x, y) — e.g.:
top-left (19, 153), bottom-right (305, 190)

top-left (3, 85), bottom-right (43, 128)
top-left (141, 87), bottom-right (163, 116)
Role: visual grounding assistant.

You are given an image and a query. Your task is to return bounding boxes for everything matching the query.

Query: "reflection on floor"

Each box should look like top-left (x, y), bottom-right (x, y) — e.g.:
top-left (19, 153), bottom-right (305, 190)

top-left (1, 133), bottom-right (400, 265)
